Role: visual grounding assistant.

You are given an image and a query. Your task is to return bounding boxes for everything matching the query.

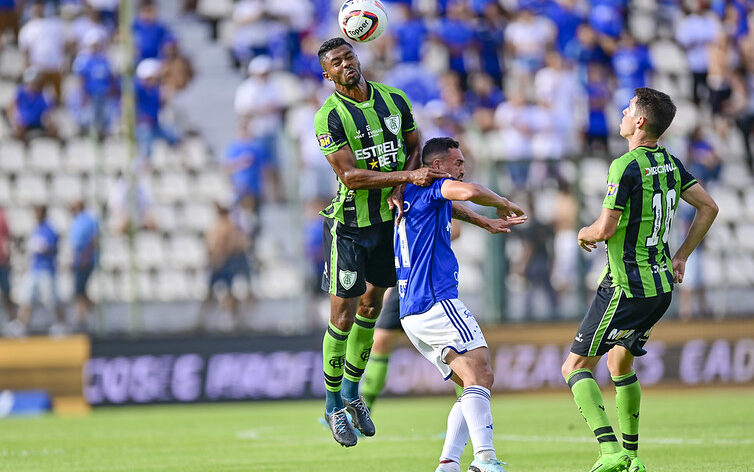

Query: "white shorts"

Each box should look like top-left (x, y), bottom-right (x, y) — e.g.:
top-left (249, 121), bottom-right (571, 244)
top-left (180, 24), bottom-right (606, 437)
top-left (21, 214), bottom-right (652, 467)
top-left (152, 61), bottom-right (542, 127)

top-left (22, 270), bottom-right (59, 308)
top-left (400, 298), bottom-right (487, 380)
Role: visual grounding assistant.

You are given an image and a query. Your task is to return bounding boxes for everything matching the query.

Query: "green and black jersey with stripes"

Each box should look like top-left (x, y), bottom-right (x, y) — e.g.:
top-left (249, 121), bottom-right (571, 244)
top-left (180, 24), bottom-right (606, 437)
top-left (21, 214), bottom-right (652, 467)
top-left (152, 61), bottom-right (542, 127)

top-left (314, 81), bottom-right (417, 228)
top-left (601, 145), bottom-right (698, 298)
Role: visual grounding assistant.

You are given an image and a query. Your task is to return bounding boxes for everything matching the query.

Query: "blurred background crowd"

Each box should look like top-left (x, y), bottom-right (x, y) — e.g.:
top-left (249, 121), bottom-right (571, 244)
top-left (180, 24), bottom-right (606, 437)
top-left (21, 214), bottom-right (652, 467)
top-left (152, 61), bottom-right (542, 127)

top-left (0, 0), bottom-right (752, 337)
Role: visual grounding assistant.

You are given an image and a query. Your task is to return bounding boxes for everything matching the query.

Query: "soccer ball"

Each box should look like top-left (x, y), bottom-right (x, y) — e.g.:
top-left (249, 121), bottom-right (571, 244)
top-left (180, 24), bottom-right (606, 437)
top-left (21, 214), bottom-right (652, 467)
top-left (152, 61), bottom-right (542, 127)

top-left (338, 0), bottom-right (388, 43)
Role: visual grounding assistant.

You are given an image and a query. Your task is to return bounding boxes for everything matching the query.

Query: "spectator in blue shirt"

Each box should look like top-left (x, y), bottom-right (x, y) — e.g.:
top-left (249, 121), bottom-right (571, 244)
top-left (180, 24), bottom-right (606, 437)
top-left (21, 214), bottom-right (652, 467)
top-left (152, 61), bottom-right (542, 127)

top-left (134, 58), bottom-right (180, 161)
top-left (132, 0), bottom-right (173, 60)
top-left (9, 206), bottom-right (66, 337)
top-left (69, 201), bottom-right (98, 331)
top-left (6, 67), bottom-right (57, 140)
top-left (565, 23), bottom-right (611, 85)
top-left (584, 63), bottom-right (611, 153)
top-left (588, 0), bottom-right (625, 39)
top-left (475, 2), bottom-right (506, 84)
top-left (391, 5), bottom-right (428, 64)
top-left (612, 31), bottom-right (653, 108)
top-left (72, 31), bottom-right (117, 139)
top-left (222, 125), bottom-right (272, 250)
top-left (435, 1), bottom-right (475, 82)
top-left (542, 0), bottom-right (584, 53)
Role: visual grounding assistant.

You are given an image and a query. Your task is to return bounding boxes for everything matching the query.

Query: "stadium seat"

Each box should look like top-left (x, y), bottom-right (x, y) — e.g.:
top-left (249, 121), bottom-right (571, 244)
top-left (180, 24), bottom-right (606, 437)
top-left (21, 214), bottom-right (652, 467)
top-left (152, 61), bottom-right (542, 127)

top-left (15, 173), bottom-right (48, 205)
top-left (180, 202), bottom-right (217, 232)
top-left (743, 191), bottom-right (754, 222)
top-left (155, 269), bottom-right (190, 301)
top-left (453, 226), bottom-right (487, 265)
top-left (0, 139), bottom-right (26, 173)
top-left (704, 223), bottom-right (734, 254)
top-left (99, 236), bottom-right (129, 271)
top-left (666, 99), bottom-right (698, 136)
top-left (156, 171), bottom-right (190, 204)
top-left (734, 224), bottom-right (754, 253)
top-left (0, 175), bottom-right (11, 204)
top-left (182, 137), bottom-right (210, 170)
top-left (701, 253), bottom-right (723, 288)
top-left (135, 232), bottom-right (166, 269)
top-left (195, 171), bottom-right (233, 203)
top-left (708, 187), bottom-right (741, 223)
top-left (5, 207), bottom-right (34, 237)
top-left (47, 205), bottom-right (71, 233)
top-left (102, 137), bottom-right (131, 174)
top-left (628, 11), bottom-right (658, 44)
top-left (152, 204), bottom-right (178, 232)
top-left (64, 137), bottom-right (98, 173)
top-left (720, 163), bottom-right (751, 190)
top-left (28, 138), bottom-right (62, 174)
top-left (649, 40), bottom-right (688, 75)
top-left (0, 79), bottom-right (15, 108)
top-left (51, 173), bottom-right (84, 203)
top-left (0, 46), bottom-right (24, 80)
top-left (579, 157), bottom-right (609, 195)
top-left (150, 140), bottom-right (172, 171)
top-left (168, 234), bottom-right (206, 269)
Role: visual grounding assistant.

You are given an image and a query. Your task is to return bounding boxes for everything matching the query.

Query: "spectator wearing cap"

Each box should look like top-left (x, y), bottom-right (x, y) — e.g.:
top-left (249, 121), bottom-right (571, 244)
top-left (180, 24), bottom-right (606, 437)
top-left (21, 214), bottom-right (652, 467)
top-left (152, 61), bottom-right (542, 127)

top-left (234, 55), bottom-right (284, 175)
top-left (18, 1), bottom-right (67, 101)
top-left (134, 57), bottom-right (180, 161)
top-left (6, 67), bottom-right (57, 140)
top-left (0, 0), bottom-right (19, 46)
top-left (69, 200), bottom-right (98, 331)
top-left (6, 206), bottom-right (66, 337)
top-left (0, 207), bottom-right (14, 323)
top-left (132, 0), bottom-right (173, 61)
top-left (72, 30), bottom-right (117, 139)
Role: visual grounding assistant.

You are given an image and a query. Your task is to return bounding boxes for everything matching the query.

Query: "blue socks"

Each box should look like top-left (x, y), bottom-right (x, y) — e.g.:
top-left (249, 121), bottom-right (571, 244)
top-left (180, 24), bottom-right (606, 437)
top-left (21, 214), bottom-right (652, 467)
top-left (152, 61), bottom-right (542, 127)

top-left (341, 378), bottom-right (359, 402)
top-left (325, 390), bottom-right (344, 414)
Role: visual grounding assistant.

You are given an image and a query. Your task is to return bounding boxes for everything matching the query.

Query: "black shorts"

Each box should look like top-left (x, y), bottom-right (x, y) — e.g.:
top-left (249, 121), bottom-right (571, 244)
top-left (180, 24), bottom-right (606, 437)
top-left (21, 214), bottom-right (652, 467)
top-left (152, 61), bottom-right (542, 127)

top-left (570, 282), bottom-right (672, 357)
top-left (376, 287), bottom-right (402, 330)
top-left (321, 218), bottom-right (397, 298)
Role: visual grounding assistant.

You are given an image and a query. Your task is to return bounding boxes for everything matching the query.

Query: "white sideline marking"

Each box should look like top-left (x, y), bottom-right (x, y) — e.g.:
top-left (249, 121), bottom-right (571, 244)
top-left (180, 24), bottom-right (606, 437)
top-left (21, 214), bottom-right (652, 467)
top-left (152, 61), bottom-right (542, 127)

top-left (236, 430), bottom-right (260, 440)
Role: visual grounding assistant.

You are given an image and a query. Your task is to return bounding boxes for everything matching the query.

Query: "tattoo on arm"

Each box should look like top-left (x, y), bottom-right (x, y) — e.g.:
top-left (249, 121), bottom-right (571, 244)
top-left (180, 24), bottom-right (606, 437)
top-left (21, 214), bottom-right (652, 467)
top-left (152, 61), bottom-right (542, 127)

top-left (452, 205), bottom-right (474, 223)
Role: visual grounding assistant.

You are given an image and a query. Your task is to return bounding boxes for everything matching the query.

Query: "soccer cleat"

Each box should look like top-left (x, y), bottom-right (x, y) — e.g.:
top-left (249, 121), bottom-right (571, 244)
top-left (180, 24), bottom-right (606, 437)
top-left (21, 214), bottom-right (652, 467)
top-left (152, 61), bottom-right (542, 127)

top-left (628, 457), bottom-right (646, 472)
top-left (467, 458), bottom-right (507, 472)
top-left (324, 408), bottom-right (358, 447)
top-left (435, 462), bottom-right (460, 472)
top-left (344, 396), bottom-right (375, 436)
top-left (588, 452), bottom-right (631, 472)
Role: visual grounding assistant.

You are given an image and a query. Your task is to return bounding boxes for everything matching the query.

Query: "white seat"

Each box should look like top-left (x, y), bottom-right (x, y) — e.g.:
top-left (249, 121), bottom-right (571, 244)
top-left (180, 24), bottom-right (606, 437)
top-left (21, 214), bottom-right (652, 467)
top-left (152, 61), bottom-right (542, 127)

top-left (649, 40), bottom-right (688, 75)
top-left (102, 137), bottom-right (131, 174)
top-left (0, 80), bottom-right (16, 109)
top-left (28, 138), bottom-right (62, 173)
top-left (628, 12), bottom-right (658, 44)
top-left (743, 191), bottom-right (754, 223)
top-left (0, 139), bottom-right (26, 173)
top-left (65, 138), bottom-right (98, 173)
top-left (734, 224), bottom-right (754, 252)
top-left (150, 140), bottom-right (172, 171)
top-left (51, 173), bottom-right (84, 203)
top-left (151, 204), bottom-right (177, 232)
top-left (579, 157), bottom-right (609, 195)
top-left (703, 223), bottom-right (733, 254)
top-left (666, 99), bottom-right (698, 136)
top-left (701, 253), bottom-right (723, 288)
top-left (708, 187), bottom-right (741, 223)
top-left (0, 47), bottom-right (24, 80)
top-left (726, 255), bottom-right (752, 287)
top-left (182, 137), bottom-right (210, 170)
top-left (180, 202), bottom-right (216, 232)
top-left (156, 269), bottom-right (189, 301)
top-left (99, 236), bottom-right (129, 271)
top-left (195, 171), bottom-right (232, 203)
top-left (47, 206), bottom-right (70, 234)
top-left (155, 171), bottom-right (190, 203)
top-left (719, 163), bottom-right (751, 190)
top-left (0, 176), bottom-right (11, 204)
top-left (168, 234), bottom-right (206, 269)
top-left (135, 232), bottom-right (165, 268)
top-left (15, 173), bottom-right (48, 205)
top-left (5, 207), bottom-right (34, 236)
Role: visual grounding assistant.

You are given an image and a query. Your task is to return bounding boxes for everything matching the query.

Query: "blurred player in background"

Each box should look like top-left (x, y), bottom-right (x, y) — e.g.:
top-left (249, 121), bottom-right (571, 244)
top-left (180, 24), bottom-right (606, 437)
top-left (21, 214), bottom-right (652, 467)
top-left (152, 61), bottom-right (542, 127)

top-left (561, 88), bottom-right (718, 472)
top-left (395, 137), bottom-right (526, 472)
top-left (315, 37), bottom-right (450, 447)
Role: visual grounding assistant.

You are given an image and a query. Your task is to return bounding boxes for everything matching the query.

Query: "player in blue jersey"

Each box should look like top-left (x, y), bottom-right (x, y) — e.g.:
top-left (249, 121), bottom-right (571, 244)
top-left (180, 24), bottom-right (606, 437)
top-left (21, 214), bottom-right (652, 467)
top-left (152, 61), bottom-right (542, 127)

top-left (395, 137), bottom-right (526, 472)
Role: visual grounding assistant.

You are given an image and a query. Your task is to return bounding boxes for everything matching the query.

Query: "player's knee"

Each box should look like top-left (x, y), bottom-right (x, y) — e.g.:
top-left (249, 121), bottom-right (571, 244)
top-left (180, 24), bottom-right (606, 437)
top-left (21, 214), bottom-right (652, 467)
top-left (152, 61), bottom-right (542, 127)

top-left (357, 302), bottom-right (381, 319)
top-left (331, 311), bottom-right (355, 331)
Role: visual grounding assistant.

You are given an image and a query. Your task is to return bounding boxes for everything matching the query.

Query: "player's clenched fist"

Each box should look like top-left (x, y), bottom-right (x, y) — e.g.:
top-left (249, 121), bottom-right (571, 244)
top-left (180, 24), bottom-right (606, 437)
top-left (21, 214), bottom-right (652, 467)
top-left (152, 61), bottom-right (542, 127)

top-left (409, 167), bottom-right (451, 186)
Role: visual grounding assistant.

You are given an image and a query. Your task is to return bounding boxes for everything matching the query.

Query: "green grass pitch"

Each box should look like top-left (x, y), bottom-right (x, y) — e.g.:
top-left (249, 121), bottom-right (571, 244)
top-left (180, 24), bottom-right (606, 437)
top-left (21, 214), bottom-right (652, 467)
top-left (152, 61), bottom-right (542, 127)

top-left (2, 388), bottom-right (753, 471)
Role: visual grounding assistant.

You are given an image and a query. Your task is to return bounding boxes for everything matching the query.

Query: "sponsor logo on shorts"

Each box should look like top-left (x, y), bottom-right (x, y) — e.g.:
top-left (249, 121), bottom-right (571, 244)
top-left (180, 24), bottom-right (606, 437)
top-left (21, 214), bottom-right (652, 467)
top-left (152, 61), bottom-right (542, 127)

top-left (606, 183), bottom-right (618, 196)
top-left (575, 332), bottom-right (584, 343)
top-left (607, 328), bottom-right (635, 341)
top-left (339, 270), bottom-right (357, 290)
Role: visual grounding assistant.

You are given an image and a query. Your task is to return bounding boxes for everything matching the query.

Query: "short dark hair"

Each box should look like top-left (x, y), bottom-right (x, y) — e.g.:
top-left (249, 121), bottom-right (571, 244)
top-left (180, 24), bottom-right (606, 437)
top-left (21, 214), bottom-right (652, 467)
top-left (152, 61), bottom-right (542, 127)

top-left (318, 38), bottom-right (353, 67)
top-left (421, 137), bottom-right (460, 165)
top-left (634, 87), bottom-right (676, 138)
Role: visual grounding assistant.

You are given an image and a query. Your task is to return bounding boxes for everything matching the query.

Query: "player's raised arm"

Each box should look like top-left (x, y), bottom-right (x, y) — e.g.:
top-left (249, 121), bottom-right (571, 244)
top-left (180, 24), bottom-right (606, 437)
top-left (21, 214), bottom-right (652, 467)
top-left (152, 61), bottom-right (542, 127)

top-left (440, 181), bottom-right (527, 233)
top-left (671, 183), bottom-right (718, 282)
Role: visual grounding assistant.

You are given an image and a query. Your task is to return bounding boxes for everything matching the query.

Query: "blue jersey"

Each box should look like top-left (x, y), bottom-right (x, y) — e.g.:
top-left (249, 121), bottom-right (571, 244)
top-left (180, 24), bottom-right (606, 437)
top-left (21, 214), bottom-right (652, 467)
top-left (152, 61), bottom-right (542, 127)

top-left (394, 178), bottom-right (458, 317)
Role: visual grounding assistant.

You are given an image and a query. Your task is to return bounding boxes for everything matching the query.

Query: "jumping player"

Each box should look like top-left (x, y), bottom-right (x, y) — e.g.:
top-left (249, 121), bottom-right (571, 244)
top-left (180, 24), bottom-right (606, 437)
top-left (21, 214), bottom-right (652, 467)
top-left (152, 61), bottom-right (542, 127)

top-left (315, 37), bottom-right (451, 447)
top-left (561, 88), bottom-right (718, 472)
top-left (395, 137), bottom-right (526, 472)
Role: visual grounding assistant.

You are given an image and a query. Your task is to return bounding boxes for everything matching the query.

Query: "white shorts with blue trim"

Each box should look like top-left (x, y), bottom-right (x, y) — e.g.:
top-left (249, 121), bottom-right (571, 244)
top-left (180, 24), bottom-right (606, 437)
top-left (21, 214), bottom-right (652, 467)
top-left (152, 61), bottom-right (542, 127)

top-left (400, 298), bottom-right (487, 380)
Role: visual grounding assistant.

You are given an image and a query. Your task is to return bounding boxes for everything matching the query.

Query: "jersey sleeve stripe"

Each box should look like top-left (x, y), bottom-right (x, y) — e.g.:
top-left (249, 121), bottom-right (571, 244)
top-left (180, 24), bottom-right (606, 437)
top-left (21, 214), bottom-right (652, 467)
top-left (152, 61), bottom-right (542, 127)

top-left (681, 179), bottom-right (698, 191)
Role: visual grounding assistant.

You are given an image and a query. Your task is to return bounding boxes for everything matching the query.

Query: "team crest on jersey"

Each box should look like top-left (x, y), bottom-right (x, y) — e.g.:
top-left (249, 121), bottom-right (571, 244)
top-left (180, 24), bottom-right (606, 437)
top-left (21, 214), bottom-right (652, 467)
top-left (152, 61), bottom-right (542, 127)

top-left (606, 183), bottom-right (618, 196)
top-left (318, 134), bottom-right (334, 149)
top-left (339, 270), bottom-right (357, 290)
top-left (397, 279), bottom-right (407, 298)
top-left (384, 114), bottom-right (401, 135)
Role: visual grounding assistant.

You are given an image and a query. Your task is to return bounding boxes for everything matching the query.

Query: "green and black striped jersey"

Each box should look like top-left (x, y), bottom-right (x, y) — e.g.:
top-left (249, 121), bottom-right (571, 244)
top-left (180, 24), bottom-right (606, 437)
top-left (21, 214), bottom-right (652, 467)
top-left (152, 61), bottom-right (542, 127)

top-left (314, 81), bottom-right (417, 228)
top-left (601, 145), bottom-right (698, 298)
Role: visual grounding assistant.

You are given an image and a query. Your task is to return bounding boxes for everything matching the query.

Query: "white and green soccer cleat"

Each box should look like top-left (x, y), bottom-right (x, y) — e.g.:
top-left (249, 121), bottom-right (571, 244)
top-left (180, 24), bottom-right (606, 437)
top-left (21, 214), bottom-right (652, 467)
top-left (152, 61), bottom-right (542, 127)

top-left (467, 458), bottom-right (507, 472)
top-left (628, 457), bottom-right (646, 472)
top-left (588, 452), bottom-right (630, 472)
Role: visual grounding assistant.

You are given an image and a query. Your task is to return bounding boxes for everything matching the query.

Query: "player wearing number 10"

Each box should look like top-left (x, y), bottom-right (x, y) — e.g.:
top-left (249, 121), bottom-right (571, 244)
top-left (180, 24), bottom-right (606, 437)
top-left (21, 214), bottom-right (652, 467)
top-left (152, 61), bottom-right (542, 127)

top-left (561, 88), bottom-right (718, 472)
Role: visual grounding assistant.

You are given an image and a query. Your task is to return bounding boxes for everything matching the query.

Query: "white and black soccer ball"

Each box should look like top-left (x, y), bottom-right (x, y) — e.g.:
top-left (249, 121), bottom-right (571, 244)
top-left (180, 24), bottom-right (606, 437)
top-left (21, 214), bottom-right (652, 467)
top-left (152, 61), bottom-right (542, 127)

top-left (338, 0), bottom-right (388, 43)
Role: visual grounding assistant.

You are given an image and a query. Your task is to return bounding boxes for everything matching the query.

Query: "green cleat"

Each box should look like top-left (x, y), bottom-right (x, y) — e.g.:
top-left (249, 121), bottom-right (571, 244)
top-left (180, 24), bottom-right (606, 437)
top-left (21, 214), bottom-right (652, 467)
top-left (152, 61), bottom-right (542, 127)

top-left (628, 457), bottom-right (646, 472)
top-left (588, 452), bottom-right (630, 472)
